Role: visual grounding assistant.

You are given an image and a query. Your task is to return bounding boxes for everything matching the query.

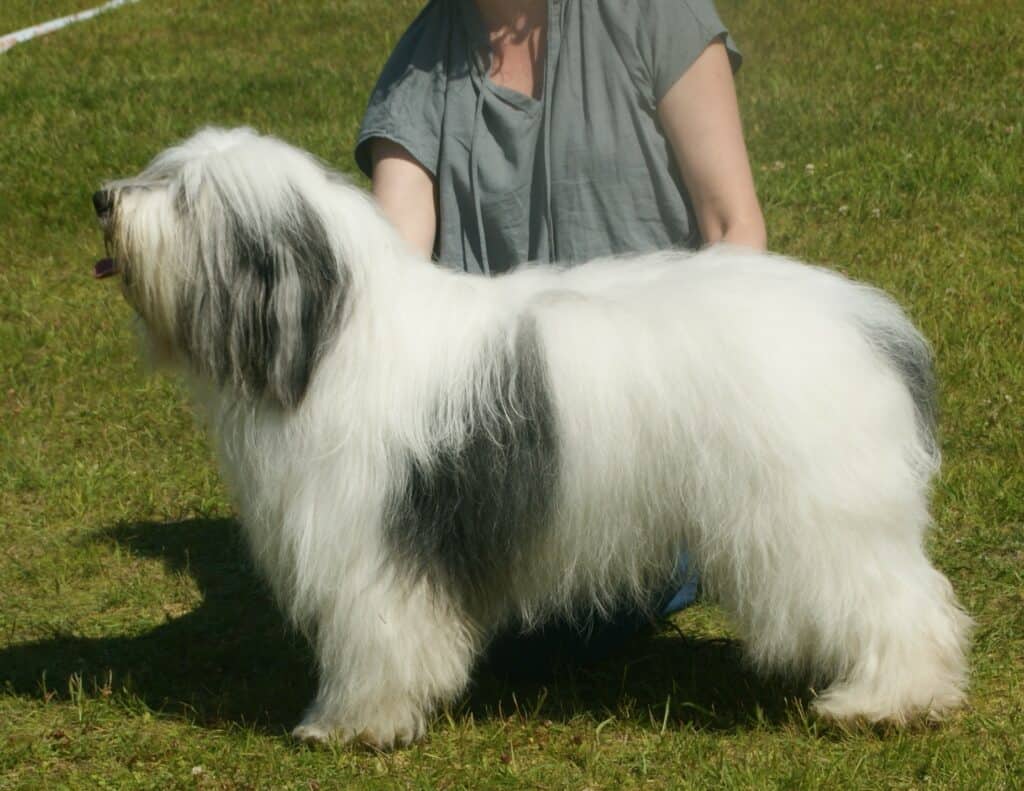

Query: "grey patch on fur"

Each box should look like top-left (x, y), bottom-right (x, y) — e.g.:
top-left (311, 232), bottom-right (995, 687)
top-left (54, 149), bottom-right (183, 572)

top-left (178, 190), bottom-right (346, 408)
top-left (388, 318), bottom-right (560, 611)
top-left (858, 316), bottom-right (939, 457)
top-left (173, 183), bottom-right (190, 216)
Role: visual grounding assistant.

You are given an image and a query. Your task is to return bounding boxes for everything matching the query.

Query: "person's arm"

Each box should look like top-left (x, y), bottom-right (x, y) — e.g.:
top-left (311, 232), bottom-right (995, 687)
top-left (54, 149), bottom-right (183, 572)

top-left (657, 40), bottom-right (767, 250)
top-left (370, 138), bottom-right (439, 259)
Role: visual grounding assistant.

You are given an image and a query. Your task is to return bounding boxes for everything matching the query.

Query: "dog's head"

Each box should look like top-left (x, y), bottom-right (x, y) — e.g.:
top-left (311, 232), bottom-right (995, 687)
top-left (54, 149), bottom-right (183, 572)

top-left (93, 127), bottom-right (348, 408)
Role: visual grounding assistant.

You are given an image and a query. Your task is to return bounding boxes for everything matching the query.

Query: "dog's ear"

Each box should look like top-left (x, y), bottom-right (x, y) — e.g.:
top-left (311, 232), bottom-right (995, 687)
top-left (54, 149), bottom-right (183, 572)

top-left (179, 189), bottom-right (346, 409)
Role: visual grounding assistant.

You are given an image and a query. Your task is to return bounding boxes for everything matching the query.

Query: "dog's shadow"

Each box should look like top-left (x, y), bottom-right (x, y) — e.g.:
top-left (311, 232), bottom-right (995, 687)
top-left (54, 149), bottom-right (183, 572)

top-left (0, 519), bottom-right (801, 735)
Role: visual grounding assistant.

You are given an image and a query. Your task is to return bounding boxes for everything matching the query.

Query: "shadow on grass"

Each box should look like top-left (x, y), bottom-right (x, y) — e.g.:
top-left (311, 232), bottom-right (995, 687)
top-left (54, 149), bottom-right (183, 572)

top-left (0, 518), bottom-right (803, 736)
top-left (0, 518), bottom-right (316, 734)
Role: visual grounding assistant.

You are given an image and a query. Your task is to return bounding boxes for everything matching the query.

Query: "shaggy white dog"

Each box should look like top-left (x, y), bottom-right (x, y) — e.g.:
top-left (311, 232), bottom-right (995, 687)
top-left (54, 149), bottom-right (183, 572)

top-left (93, 127), bottom-right (971, 748)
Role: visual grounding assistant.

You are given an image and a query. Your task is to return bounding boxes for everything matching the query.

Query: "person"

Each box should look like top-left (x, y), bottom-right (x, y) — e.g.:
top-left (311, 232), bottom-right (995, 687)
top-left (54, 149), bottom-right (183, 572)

top-left (354, 0), bottom-right (766, 673)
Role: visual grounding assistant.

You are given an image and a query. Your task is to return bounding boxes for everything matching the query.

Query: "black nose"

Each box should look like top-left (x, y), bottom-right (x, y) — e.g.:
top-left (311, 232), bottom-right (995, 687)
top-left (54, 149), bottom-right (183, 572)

top-left (92, 189), bottom-right (114, 216)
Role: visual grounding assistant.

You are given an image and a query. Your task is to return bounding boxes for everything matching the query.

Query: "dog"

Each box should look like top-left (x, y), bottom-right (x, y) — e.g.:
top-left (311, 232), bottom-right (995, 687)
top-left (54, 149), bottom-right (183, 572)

top-left (92, 127), bottom-right (971, 748)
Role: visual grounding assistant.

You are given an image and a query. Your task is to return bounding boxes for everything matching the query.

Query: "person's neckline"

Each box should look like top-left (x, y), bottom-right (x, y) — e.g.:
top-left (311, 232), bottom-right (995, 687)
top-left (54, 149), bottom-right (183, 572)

top-left (483, 75), bottom-right (543, 113)
top-left (463, 0), bottom-right (552, 107)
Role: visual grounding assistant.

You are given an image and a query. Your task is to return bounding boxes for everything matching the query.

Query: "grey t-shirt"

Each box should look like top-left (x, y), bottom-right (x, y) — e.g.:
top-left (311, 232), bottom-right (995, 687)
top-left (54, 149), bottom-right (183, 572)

top-left (356, 0), bottom-right (741, 274)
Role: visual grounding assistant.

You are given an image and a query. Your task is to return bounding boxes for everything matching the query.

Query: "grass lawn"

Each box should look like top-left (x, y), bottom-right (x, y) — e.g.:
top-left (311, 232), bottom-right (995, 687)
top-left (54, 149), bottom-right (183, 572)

top-left (0, 1), bottom-right (106, 36)
top-left (1, 0), bottom-right (1022, 787)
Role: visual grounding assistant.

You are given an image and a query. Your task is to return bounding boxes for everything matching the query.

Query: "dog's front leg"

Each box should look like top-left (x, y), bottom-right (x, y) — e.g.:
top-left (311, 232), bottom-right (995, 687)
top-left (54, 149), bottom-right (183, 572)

top-left (291, 574), bottom-right (477, 749)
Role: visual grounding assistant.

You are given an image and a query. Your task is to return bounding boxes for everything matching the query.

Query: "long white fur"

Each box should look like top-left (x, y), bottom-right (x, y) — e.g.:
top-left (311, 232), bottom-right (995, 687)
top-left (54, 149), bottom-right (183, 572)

top-left (104, 128), bottom-right (972, 747)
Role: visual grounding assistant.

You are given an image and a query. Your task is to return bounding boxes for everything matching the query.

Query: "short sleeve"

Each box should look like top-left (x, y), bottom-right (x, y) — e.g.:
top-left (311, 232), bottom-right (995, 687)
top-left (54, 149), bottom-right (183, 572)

top-left (636, 0), bottom-right (742, 106)
top-left (354, 2), bottom-right (450, 179)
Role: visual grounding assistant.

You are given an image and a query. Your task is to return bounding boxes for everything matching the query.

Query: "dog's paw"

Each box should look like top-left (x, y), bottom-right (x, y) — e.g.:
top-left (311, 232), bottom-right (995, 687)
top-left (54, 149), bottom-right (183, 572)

top-left (355, 718), bottom-right (425, 751)
top-left (291, 704), bottom-right (426, 750)
top-left (291, 720), bottom-right (338, 744)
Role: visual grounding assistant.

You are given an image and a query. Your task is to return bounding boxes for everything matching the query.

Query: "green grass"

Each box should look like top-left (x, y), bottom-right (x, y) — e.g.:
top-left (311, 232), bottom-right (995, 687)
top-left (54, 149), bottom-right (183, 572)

top-left (0, 1), bottom-right (105, 36)
top-left (2, 0), bottom-right (1022, 787)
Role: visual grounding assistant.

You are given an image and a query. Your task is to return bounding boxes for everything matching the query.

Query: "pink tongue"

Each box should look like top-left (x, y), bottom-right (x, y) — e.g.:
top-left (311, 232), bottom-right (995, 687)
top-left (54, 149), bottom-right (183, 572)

top-left (93, 258), bottom-right (118, 278)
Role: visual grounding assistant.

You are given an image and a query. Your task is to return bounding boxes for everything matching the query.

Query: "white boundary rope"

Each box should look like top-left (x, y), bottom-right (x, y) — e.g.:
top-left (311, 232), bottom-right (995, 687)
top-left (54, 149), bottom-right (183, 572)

top-left (1, 0), bottom-right (140, 54)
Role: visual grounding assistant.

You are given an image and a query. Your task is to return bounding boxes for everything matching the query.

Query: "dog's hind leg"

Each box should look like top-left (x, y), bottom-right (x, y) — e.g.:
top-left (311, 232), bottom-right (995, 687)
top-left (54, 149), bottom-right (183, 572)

top-left (807, 544), bottom-right (972, 725)
top-left (291, 574), bottom-right (478, 749)
top-left (700, 448), bottom-right (971, 725)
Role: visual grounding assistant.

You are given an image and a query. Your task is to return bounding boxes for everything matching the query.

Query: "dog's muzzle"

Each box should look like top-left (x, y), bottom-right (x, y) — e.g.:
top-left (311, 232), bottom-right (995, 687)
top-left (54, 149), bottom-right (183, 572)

top-left (93, 189), bottom-right (114, 217)
top-left (92, 189), bottom-right (119, 279)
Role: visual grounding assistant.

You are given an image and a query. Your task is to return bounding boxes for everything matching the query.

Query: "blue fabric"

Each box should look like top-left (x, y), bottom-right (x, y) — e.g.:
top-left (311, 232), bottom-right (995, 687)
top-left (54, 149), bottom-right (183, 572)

top-left (662, 554), bottom-right (700, 616)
